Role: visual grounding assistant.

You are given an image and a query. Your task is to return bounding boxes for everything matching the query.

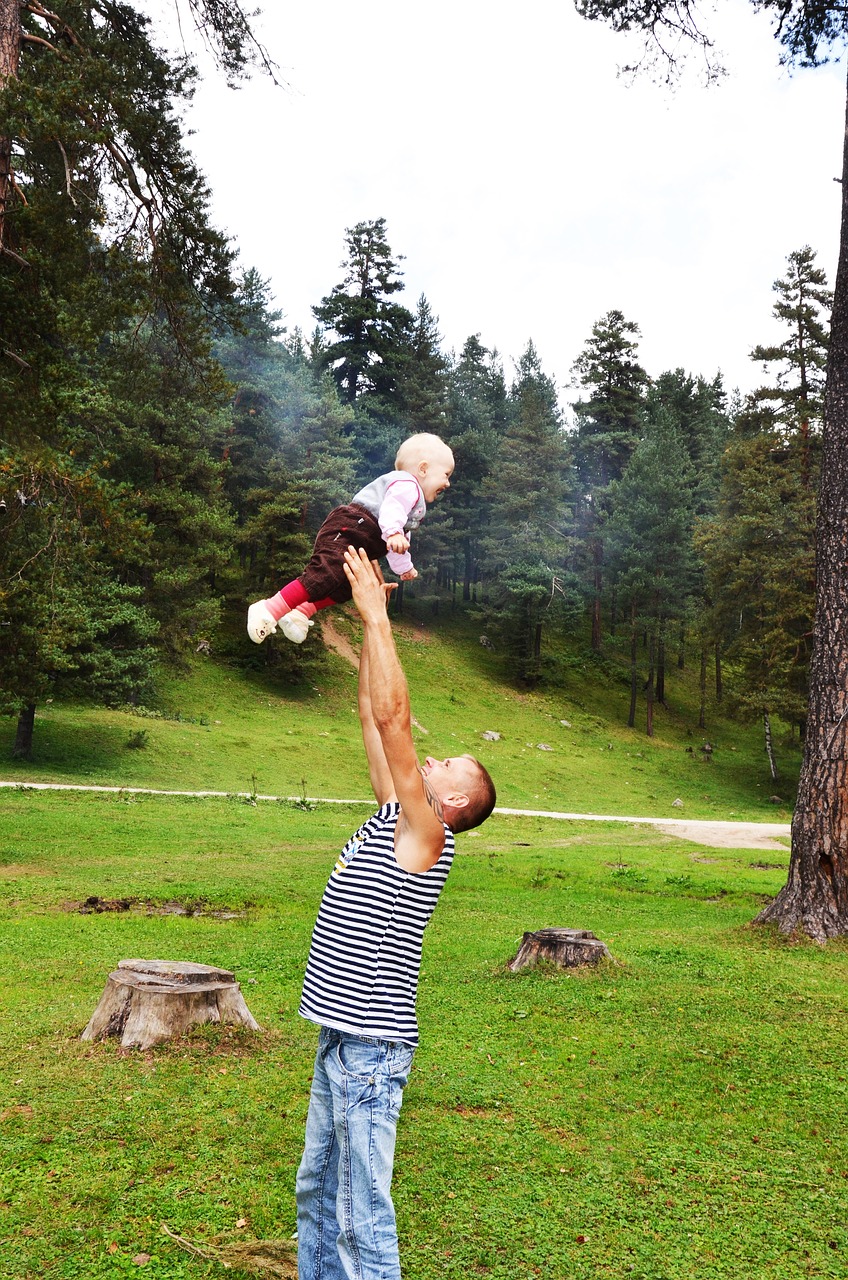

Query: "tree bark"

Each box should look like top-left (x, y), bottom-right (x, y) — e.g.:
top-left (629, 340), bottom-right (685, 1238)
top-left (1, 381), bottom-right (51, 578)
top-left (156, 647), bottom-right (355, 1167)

top-left (646, 632), bottom-right (656, 737)
top-left (0, 0), bottom-right (21, 253)
top-left (656, 629), bottom-right (666, 705)
top-left (508, 928), bottom-right (611, 971)
top-left (763, 710), bottom-right (778, 782)
top-left (698, 647), bottom-right (707, 731)
top-left (13, 703), bottom-right (35, 758)
top-left (628, 606), bottom-right (638, 729)
top-left (756, 66), bottom-right (848, 940)
top-left (82, 959), bottom-right (261, 1050)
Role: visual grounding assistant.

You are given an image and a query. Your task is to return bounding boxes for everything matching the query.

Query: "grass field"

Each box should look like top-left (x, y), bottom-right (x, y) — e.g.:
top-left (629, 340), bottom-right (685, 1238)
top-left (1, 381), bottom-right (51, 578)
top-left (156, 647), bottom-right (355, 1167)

top-left (2, 787), bottom-right (846, 1280)
top-left (2, 611), bottom-right (836, 1278)
top-left (0, 609), bottom-right (801, 823)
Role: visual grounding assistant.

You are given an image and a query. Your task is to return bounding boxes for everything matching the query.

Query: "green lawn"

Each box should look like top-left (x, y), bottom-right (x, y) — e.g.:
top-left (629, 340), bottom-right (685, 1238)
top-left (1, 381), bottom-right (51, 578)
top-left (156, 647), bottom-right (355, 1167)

top-left (0, 610), bottom-right (801, 823)
top-left (2, 789), bottom-right (845, 1279)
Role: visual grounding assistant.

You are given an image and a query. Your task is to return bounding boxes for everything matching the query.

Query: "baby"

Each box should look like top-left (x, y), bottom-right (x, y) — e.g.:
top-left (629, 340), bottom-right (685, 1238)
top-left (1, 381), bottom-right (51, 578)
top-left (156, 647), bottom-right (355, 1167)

top-left (247, 433), bottom-right (454, 644)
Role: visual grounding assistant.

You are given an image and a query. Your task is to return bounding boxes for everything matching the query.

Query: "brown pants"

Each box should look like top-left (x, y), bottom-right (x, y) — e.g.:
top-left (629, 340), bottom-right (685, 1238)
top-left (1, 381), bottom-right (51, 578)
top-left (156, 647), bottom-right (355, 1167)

top-left (299, 504), bottom-right (387, 604)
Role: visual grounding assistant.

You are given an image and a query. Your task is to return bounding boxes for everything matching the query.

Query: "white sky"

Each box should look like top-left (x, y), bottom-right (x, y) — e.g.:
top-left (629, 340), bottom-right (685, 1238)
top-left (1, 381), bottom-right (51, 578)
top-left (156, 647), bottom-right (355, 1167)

top-left (160, 0), bottom-right (845, 406)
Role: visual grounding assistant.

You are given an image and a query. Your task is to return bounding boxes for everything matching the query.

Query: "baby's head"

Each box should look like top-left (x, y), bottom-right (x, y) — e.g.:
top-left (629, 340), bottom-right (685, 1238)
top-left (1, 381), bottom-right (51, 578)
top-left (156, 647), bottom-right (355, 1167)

top-left (395, 433), bottom-right (454, 503)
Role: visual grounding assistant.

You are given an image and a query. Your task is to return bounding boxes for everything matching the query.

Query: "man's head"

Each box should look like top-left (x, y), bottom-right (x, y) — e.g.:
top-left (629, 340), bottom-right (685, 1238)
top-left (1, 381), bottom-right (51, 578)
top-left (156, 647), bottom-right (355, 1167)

top-left (395, 433), bottom-right (455, 504)
top-left (421, 754), bottom-right (496, 833)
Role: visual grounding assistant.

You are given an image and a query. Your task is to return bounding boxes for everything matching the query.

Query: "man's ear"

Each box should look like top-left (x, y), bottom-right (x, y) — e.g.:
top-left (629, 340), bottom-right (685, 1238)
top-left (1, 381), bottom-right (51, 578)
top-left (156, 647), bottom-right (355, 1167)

top-left (446, 791), bottom-right (469, 811)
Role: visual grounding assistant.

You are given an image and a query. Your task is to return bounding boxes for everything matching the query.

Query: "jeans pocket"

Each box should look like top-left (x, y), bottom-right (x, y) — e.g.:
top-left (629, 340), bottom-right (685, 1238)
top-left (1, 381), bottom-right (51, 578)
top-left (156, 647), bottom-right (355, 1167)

top-left (386, 1045), bottom-right (414, 1120)
top-left (336, 1036), bottom-right (380, 1080)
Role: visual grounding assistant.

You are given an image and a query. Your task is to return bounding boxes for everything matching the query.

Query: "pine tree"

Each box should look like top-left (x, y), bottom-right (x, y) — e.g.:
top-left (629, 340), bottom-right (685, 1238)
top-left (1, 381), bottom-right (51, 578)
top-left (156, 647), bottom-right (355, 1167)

top-left (312, 219), bottom-right (414, 473)
top-left (396, 295), bottom-right (449, 433)
top-left (697, 422), bottom-right (816, 771)
top-left (0, 454), bottom-right (158, 757)
top-left (606, 414), bottom-right (696, 733)
top-left (570, 310), bottom-right (649, 650)
top-left (0, 0), bottom-right (267, 753)
top-left (480, 342), bottom-right (576, 683)
top-left (751, 246), bottom-right (830, 483)
top-left (576, 0), bottom-right (848, 943)
top-left (436, 336), bottom-right (508, 602)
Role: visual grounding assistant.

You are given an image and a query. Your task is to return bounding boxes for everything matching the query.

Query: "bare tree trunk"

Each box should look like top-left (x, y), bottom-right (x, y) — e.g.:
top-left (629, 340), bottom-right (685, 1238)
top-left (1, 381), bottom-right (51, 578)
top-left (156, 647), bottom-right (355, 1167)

top-left (756, 67), bottom-right (848, 941)
top-left (656, 627), bottom-right (666, 705)
top-left (13, 703), bottom-right (35, 758)
top-left (628, 605), bottom-right (638, 729)
top-left (0, 0), bottom-right (21, 253)
top-left (591, 539), bottom-right (602, 651)
top-left (763, 710), bottom-right (778, 782)
top-left (715, 642), bottom-right (723, 703)
top-left (698, 648), bottom-right (707, 731)
top-left (646, 633), bottom-right (655, 738)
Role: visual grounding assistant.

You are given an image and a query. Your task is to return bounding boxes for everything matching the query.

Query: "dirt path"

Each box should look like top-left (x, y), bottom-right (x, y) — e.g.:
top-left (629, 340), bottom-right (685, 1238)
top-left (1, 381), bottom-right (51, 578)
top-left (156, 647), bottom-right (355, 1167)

top-left (0, 780), bottom-right (789, 850)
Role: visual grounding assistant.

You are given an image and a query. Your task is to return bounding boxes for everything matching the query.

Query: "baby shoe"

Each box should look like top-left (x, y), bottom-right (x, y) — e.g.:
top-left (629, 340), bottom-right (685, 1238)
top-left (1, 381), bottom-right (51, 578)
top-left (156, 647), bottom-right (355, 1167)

top-left (280, 610), bottom-right (314, 644)
top-left (247, 601), bottom-right (278, 644)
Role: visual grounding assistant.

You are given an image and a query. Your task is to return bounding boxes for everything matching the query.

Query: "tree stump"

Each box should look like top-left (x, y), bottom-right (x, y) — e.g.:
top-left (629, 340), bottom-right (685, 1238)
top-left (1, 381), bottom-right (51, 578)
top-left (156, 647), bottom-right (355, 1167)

top-left (81, 959), bottom-right (261, 1050)
top-left (508, 928), bottom-right (611, 971)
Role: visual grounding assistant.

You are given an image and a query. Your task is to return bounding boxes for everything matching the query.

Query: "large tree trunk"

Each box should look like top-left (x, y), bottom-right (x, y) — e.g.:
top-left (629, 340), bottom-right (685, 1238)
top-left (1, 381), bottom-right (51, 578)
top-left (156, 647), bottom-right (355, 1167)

top-left (13, 703), bottom-right (35, 758)
top-left (756, 68), bottom-right (848, 941)
top-left (0, 0), bottom-right (21, 253)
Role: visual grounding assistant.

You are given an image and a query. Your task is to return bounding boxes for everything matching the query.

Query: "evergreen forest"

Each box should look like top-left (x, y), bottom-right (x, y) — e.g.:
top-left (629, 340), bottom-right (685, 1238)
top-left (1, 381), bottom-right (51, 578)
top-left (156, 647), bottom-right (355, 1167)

top-left (0, 3), bottom-right (829, 782)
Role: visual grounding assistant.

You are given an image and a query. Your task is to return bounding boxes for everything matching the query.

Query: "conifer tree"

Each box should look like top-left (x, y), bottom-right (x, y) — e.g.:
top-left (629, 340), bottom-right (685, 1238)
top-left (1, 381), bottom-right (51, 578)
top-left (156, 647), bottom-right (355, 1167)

top-left (697, 426), bottom-right (815, 770)
top-left (575, 0), bottom-right (848, 935)
top-left (480, 342), bottom-right (575, 682)
top-left (751, 246), bottom-right (831, 484)
top-left (606, 413), bottom-right (696, 733)
top-left (0, 0), bottom-right (268, 754)
top-left (570, 310), bottom-right (649, 649)
top-left (396, 295), bottom-right (449, 433)
top-left (437, 335), bottom-right (508, 602)
top-left (312, 219), bottom-right (414, 474)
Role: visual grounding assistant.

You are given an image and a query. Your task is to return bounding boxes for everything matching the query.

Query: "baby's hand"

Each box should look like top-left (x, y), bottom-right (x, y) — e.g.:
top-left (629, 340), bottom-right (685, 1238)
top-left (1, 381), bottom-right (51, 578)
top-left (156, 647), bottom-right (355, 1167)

top-left (386, 532), bottom-right (410, 555)
top-left (400, 568), bottom-right (418, 581)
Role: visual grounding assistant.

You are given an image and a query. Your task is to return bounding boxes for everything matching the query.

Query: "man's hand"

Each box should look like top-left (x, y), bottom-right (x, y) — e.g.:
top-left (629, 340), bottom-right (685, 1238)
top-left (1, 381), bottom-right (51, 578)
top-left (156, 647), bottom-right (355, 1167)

top-left (385, 532), bottom-right (410, 555)
top-left (343, 546), bottom-right (397, 623)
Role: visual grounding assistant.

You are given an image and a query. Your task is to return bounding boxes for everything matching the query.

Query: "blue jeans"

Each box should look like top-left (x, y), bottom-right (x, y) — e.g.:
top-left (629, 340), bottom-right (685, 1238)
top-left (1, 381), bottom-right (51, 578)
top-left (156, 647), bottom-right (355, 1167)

top-left (296, 1027), bottom-right (415, 1280)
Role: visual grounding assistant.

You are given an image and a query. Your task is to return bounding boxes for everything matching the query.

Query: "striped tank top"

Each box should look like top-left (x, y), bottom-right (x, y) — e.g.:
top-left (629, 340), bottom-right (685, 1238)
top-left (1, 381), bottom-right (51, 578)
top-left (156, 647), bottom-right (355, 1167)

top-left (299, 803), bottom-right (455, 1046)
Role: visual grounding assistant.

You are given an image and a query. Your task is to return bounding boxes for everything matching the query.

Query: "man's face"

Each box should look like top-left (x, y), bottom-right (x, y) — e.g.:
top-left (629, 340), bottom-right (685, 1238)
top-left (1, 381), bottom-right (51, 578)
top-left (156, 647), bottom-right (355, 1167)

top-left (421, 754), bottom-right (476, 805)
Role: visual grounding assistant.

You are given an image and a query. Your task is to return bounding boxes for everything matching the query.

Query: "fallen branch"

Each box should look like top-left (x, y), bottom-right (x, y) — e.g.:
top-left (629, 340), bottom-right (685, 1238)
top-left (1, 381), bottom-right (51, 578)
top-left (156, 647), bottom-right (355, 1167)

top-left (160, 1223), bottom-right (219, 1264)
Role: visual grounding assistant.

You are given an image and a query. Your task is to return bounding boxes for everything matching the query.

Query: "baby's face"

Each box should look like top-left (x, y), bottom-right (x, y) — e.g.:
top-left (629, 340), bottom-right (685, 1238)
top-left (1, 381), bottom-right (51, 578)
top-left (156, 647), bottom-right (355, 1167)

top-left (418, 448), bottom-right (454, 503)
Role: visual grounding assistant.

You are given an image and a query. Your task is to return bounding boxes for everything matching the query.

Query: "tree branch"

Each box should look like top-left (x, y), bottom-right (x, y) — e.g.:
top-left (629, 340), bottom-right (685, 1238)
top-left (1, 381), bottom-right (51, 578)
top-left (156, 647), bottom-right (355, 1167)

top-left (21, 30), bottom-right (64, 54)
top-left (56, 140), bottom-right (77, 205)
top-left (2, 347), bottom-right (33, 369)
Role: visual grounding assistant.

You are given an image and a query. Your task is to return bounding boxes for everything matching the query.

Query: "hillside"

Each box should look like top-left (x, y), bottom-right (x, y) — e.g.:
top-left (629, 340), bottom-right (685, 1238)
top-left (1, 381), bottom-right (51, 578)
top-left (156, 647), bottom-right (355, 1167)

top-left (0, 607), bottom-right (800, 823)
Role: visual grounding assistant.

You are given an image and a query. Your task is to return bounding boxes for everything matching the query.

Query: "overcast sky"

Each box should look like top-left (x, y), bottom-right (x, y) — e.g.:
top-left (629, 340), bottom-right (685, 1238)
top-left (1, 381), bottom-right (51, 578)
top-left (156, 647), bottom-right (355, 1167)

top-left (159, 0), bottom-right (845, 408)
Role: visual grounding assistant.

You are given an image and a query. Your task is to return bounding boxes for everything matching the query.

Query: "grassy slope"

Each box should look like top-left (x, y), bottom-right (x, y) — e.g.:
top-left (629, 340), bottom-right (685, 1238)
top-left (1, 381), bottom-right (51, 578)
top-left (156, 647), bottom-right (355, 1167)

top-left (1, 791), bottom-right (846, 1280)
top-left (0, 607), bottom-right (800, 822)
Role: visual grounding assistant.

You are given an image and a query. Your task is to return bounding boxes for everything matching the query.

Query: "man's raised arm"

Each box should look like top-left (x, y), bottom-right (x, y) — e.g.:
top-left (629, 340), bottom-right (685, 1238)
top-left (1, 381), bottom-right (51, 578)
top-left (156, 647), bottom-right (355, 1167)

top-left (343, 547), bottom-right (446, 873)
top-left (358, 626), bottom-right (397, 806)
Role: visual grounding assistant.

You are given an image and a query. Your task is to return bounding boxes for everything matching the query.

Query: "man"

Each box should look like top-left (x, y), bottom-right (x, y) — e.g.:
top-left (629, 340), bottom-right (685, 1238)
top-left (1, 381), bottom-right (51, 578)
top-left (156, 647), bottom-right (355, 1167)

top-left (295, 547), bottom-right (496, 1280)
